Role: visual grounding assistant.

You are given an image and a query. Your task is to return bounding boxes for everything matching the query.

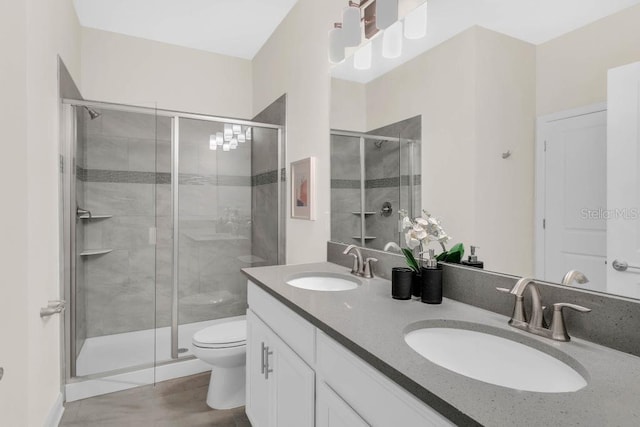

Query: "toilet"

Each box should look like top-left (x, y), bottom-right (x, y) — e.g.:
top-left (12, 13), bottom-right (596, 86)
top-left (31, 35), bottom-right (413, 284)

top-left (192, 316), bottom-right (247, 409)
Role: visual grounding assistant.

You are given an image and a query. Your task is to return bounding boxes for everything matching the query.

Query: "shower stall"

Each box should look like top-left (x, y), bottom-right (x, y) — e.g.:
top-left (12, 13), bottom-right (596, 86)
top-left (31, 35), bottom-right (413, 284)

top-left (330, 116), bottom-right (421, 251)
top-left (60, 100), bottom-right (285, 400)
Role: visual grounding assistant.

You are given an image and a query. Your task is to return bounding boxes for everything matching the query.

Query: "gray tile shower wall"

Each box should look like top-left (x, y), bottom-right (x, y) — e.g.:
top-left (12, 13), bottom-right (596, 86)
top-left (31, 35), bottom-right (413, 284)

top-left (78, 106), bottom-right (282, 339)
top-left (252, 95), bottom-right (286, 267)
top-left (177, 118), bottom-right (252, 326)
top-left (79, 110), bottom-right (172, 337)
top-left (327, 241), bottom-right (640, 358)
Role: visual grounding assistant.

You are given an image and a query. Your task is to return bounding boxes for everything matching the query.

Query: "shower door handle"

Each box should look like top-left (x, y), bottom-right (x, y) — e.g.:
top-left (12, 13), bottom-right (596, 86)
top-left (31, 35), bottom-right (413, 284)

top-left (40, 300), bottom-right (66, 318)
top-left (261, 342), bottom-right (266, 374)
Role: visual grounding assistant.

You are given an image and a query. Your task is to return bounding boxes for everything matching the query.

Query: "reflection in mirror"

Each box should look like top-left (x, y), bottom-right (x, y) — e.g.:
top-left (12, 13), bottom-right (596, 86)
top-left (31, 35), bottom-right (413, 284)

top-left (331, 116), bottom-right (421, 251)
top-left (329, 0), bottom-right (640, 299)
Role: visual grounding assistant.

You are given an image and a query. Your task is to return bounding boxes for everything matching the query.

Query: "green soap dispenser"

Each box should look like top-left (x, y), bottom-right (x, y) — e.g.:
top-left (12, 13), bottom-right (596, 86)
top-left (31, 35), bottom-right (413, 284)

top-left (461, 245), bottom-right (484, 269)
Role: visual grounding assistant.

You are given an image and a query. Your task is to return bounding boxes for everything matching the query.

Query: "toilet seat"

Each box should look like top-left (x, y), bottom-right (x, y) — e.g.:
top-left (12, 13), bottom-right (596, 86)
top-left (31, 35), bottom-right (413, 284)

top-left (192, 319), bottom-right (247, 349)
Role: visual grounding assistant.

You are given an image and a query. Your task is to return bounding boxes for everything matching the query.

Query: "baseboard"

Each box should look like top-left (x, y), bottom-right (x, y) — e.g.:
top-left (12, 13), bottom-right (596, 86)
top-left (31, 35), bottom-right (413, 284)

top-left (44, 393), bottom-right (64, 427)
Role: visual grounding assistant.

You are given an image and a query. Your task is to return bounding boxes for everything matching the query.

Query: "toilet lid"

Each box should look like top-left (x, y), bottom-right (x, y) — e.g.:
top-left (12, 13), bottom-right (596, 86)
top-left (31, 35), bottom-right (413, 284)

top-left (193, 319), bottom-right (246, 348)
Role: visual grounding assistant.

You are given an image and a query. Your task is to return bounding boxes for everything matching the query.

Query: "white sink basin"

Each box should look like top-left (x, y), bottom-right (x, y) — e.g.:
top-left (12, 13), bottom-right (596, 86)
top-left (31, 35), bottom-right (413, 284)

top-left (405, 327), bottom-right (587, 393)
top-left (286, 273), bottom-right (360, 291)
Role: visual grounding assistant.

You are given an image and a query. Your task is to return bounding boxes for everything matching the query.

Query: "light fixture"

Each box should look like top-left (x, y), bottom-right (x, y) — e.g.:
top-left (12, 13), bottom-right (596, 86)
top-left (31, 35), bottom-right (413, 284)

top-left (245, 128), bottom-right (252, 141)
top-left (209, 135), bottom-right (217, 150)
top-left (329, 1), bottom-right (429, 71)
top-left (376, 0), bottom-right (398, 30)
top-left (222, 142), bottom-right (230, 152)
top-left (382, 21), bottom-right (403, 58)
top-left (404, 2), bottom-right (427, 39)
top-left (342, 2), bottom-right (361, 47)
top-left (230, 138), bottom-right (238, 150)
top-left (238, 133), bottom-right (246, 143)
top-left (224, 124), bottom-right (233, 141)
top-left (216, 132), bottom-right (223, 146)
top-left (354, 42), bottom-right (372, 70)
top-left (232, 124), bottom-right (242, 135)
top-left (329, 23), bottom-right (345, 64)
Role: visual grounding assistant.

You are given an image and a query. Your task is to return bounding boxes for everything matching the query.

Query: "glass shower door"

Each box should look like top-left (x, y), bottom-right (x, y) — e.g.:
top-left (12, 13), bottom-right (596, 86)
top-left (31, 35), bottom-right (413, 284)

top-left (174, 118), bottom-right (281, 359)
top-left (72, 105), bottom-right (167, 379)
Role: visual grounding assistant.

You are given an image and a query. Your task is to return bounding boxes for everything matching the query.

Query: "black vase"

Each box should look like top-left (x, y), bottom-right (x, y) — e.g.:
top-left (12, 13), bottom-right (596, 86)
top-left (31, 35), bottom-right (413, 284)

top-left (420, 266), bottom-right (443, 304)
top-left (391, 268), bottom-right (413, 300)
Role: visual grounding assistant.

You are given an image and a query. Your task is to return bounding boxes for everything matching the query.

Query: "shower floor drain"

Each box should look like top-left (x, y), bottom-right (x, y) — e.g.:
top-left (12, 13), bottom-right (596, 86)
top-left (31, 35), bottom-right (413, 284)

top-left (178, 348), bottom-right (189, 354)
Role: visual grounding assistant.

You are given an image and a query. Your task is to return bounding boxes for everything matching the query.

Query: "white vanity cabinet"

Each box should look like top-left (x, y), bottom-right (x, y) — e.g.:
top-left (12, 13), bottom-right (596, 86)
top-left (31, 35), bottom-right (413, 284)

top-left (246, 281), bottom-right (453, 427)
top-left (246, 309), bottom-right (315, 427)
top-left (317, 381), bottom-right (369, 427)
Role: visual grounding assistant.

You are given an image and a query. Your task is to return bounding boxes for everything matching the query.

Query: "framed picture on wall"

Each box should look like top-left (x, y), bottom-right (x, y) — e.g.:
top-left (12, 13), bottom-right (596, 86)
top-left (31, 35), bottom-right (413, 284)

top-left (291, 157), bottom-right (316, 220)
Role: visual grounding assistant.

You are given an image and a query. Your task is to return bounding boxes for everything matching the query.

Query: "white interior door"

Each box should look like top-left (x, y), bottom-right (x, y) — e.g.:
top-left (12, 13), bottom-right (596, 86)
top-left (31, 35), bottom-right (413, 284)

top-left (542, 110), bottom-right (607, 290)
top-left (607, 62), bottom-right (640, 299)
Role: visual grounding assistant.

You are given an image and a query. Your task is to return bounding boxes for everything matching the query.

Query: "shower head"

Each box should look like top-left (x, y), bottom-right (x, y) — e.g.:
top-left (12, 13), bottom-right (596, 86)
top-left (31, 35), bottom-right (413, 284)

top-left (84, 106), bottom-right (101, 120)
top-left (374, 140), bottom-right (385, 149)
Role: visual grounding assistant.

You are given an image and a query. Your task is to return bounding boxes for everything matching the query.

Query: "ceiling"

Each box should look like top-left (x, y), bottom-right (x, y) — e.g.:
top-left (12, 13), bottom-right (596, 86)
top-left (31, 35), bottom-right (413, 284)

top-left (74, 0), bottom-right (640, 81)
top-left (73, 0), bottom-right (300, 59)
top-left (332, 0), bottom-right (640, 83)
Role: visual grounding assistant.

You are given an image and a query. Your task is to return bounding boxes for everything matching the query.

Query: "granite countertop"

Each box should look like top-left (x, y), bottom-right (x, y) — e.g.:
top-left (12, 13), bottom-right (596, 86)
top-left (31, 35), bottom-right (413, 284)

top-left (242, 262), bottom-right (640, 427)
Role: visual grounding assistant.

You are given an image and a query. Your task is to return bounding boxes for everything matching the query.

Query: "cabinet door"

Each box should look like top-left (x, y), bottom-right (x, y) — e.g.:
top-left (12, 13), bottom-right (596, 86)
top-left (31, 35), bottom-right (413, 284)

top-left (317, 381), bottom-right (369, 427)
top-left (270, 332), bottom-right (315, 427)
top-left (246, 310), bottom-right (272, 427)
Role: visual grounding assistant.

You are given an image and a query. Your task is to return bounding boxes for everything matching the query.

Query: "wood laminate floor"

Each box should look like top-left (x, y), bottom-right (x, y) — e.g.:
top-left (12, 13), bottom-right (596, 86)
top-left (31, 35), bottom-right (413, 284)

top-left (59, 373), bottom-right (251, 427)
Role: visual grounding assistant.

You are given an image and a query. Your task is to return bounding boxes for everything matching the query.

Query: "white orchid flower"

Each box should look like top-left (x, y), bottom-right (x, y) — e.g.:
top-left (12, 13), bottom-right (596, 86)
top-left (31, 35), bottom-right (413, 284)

top-left (414, 217), bottom-right (429, 227)
top-left (402, 216), bottom-right (413, 230)
top-left (405, 233), bottom-right (421, 249)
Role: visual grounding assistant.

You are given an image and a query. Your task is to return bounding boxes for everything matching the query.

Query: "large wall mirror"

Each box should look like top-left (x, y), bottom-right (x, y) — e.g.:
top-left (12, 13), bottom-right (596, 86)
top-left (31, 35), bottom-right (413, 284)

top-left (329, 0), bottom-right (640, 300)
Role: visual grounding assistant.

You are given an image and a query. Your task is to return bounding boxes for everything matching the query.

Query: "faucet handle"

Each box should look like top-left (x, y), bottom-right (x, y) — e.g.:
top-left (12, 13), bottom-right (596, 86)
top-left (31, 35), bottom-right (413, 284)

top-left (496, 287), bottom-right (511, 294)
top-left (363, 258), bottom-right (378, 279)
top-left (550, 303), bottom-right (591, 341)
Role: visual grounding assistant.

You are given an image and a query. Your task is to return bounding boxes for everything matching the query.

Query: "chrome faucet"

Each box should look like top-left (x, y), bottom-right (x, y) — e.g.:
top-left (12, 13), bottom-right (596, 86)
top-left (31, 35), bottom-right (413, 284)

top-left (343, 245), bottom-right (363, 275)
top-left (561, 270), bottom-right (589, 286)
top-left (343, 245), bottom-right (377, 278)
top-left (497, 277), bottom-right (591, 342)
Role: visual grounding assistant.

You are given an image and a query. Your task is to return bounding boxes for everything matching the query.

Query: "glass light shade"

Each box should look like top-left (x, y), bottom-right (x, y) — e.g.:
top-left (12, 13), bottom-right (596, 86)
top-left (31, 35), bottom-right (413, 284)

top-left (404, 2), bottom-right (427, 39)
top-left (376, 0), bottom-right (398, 30)
top-left (382, 21), bottom-right (403, 59)
top-left (354, 42), bottom-right (372, 70)
top-left (232, 124), bottom-right (242, 135)
top-left (216, 132), bottom-right (224, 145)
top-left (230, 138), bottom-right (238, 149)
top-left (222, 142), bottom-right (230, 152)
top-left (224, 124), bottom-right (233, 141)
top-left (209, 135), bottom-right (217, 150)
top-left (238, 133), bottom-right (246, 143)
top-left (342, 6), bottom-right (361, 47)
top-left (245, 128), bottom-right (252, 141)
top-left (329, 26), bottom-right (345, 64)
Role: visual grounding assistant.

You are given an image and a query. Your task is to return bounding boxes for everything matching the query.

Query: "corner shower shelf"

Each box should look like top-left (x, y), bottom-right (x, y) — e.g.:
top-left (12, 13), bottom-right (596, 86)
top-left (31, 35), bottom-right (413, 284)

top-left (80, 249), bottom-right (113, 257)
top-left (351, 236), bottom-right (377, 241)
top-left (79, 214), bottom-right (113, 220)
top-left (351, 211), bottom-right (376, 215)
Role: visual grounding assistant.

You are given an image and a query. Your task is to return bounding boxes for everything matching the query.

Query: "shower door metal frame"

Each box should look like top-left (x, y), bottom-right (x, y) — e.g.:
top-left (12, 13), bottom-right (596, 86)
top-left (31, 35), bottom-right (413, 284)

top-left (62, 98), bottom-right (286, 378)
top-left (61, 104), bottom-right (78, 380)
